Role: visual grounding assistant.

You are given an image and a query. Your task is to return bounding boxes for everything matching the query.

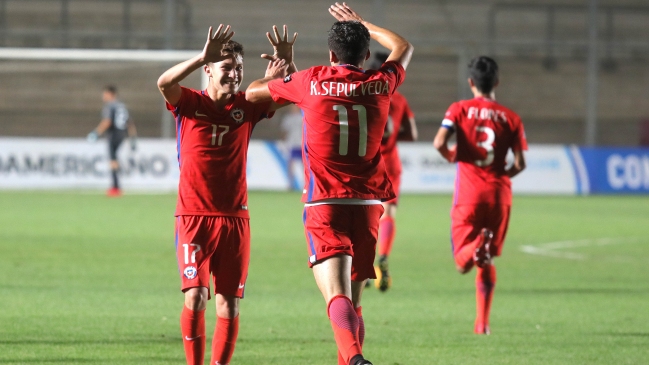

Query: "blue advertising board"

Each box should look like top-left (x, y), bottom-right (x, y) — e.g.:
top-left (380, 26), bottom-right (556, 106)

top-left (578, 147), bottom-right (649, 194)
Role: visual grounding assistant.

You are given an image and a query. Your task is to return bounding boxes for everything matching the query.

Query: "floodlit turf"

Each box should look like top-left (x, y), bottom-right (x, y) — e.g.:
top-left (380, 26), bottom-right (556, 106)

top-left (1, 191), bottom-right (648, 365)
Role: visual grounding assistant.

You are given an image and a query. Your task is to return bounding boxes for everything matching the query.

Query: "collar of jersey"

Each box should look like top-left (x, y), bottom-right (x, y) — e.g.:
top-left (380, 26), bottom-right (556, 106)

top-left (200, 90), bottom-right (237, 113)
top-left (337, 64), bottom-right (366, 73)
top-left (474, 96), bottom-right (495, 102)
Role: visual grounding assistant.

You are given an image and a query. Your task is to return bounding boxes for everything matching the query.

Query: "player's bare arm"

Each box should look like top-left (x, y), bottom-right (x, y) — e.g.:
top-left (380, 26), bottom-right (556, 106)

top-left (506, 149), bottom-right (526, 178)
top-left (92, 118), bottom-right (111, 136)
top-left (433, 126), bottom-right (457, 163)
top-left (127, 119), bottom-right (137, 138)
top-left (157, 25), bottom-right (235, 106)
top-left (246, 25), bottom-right (297, 105)
top-left (246, 58), bottom-right (289, 103)
top-left (329, 2), bottom-right (413, 69)
top-left (397, 116), bottom-right (418, 141)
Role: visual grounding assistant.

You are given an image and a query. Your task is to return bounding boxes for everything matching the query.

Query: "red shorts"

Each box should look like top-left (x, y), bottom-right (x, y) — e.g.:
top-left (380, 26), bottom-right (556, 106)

top-left (303, 204), bottom-right (384, 281)
top-left (175, 215), bottom-right (250, 298)
top-left (451, 204), bottom-right (511, 257)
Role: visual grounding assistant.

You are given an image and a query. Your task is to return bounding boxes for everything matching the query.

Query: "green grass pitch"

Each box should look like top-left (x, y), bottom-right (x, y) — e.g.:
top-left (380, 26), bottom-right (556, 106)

top-left (1, 191), bottom-right (648, 364)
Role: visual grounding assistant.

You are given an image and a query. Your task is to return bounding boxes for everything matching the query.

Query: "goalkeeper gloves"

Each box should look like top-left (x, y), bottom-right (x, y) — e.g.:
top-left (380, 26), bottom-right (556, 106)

top-left (86, 131), bottom-right (98, 142)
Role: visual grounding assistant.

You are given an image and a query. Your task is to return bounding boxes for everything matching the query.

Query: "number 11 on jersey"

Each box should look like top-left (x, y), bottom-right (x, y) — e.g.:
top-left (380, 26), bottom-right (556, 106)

top-left (333, 104), bottom-right (367, 157)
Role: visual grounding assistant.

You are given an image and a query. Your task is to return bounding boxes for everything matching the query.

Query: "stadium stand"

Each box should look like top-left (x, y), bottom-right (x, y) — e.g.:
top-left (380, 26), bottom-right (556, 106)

top-left (0, 0), bottom-right (648, 145)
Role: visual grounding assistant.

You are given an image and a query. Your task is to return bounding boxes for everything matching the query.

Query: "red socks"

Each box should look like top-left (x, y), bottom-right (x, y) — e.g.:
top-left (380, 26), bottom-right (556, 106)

top-left (475, 264), bottom-right (497, 332)
top-left (378, 216), bottom-right (396, 257)
top-left (180, 306), bottom-right (206, 365)
top-left (328, 295), bottom-right (362, 365)
top-left (210, 315), bottom-right (239, 365)
top-left (356, 306), bottom-right (365, 347)
top-left (337, 306), bottom-right (364, 365)
top-left (181, 306), bottom-right (240, 365)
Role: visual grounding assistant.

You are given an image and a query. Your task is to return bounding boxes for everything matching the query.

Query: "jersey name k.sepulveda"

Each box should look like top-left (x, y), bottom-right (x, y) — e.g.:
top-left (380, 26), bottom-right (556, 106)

top-left (310, 80), bottom-right (390, 97)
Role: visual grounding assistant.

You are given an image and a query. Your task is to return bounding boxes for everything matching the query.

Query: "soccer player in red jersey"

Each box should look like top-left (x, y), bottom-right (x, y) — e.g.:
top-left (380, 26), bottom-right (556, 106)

top-left (368, 52), bottom-right (418, 292)
top-left (157, 24), bottom-right (296, 365)
top-left (246, 3), bottom-right (413, 364)
top-left (433, 56), bottom-right (527, 335)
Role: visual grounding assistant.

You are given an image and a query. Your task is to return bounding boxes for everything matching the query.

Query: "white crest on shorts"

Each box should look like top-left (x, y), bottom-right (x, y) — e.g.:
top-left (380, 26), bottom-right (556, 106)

top-left (183, 266), bottom-right (198, 280)
top-left (231, 108), bottom-right (244, 123)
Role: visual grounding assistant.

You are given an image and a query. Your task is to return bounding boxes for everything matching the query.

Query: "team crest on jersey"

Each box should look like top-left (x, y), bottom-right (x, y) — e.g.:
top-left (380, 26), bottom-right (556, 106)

top-left (231, 108), bottom-right (244, 123)
top-left (183, 266), bottom-right (197, 280)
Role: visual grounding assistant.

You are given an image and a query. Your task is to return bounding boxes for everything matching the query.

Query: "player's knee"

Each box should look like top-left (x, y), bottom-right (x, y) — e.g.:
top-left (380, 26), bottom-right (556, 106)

top-left (215, 294), bottom-right (239, 319)
top-left (381, 203), bottom-right (397, 218)
top-left (184, 287), bottom-right (208, 311)
top-left (456, 265), bottom-right (471, 274)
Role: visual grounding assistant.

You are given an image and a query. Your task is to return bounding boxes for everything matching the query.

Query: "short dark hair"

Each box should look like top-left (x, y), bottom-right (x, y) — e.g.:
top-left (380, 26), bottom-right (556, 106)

top-left (222, 40), bottom-right (244, 59)
top-left (327, 21), bottom-right (370, 66)
top-left (368, 51), bottom-right (389, 70)
top-left (468, 56), bottom-right (499, 94)
top-left (104, 85), bottom-right (117, 95)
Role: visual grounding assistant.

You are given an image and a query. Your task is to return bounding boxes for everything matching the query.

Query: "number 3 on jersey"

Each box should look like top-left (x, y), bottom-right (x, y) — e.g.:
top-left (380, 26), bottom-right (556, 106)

top-left (333, 105), bottom-right (367, 157)
top-left (475, 126), bottom-right (495, 166)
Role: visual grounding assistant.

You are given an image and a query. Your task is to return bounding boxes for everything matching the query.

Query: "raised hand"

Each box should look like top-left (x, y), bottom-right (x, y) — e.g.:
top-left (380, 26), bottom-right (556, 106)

top-left (264, 58), bottom-right (289, 80)
top-left (260, 25), bottom-right (298, 64)
top-left (201, 25), bottom-right (235, 64)
top-left (328, 2), bottom-right (364, 22)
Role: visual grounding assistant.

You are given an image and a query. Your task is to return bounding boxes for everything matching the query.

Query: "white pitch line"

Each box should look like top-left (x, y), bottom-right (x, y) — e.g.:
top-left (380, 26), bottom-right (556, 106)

top-left (520, 237), bottom-right (641, 260)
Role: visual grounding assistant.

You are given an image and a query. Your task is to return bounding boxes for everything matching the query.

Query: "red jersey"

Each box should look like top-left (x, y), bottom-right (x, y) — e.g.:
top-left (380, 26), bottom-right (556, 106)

top-left (381, 91), bottom-right (414, 177)
top-left (442, 97), bottom-right (527, 206)
top-left (167, 87), bottom-right (273, 217)
top-left (268, 62), bottom-right (406, 203)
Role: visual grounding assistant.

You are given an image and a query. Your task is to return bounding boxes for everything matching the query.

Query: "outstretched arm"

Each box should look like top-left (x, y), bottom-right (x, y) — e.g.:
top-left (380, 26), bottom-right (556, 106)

top-left (245, 58), bottom-right (290, 104)
top-left (329, 2), bottom-right (413, 70)
top-left (157, 25), bottom-right (234, 106)
top-left (433, 126), bottom-right (456, 163)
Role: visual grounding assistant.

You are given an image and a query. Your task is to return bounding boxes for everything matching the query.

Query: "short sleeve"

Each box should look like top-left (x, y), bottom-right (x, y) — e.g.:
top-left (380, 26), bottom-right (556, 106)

top-left (165, 87), bottom-right (195, 116)
top-left (253, 100), bottom-right (275, 123)
top-left (441, 102), bottom-right (460, 130)
top-left (378, 61), bottom-right (406, 94)
top-left (268, 69), bottom-right (311, 105)
top-left (512, 118), bottom-right (528, 151)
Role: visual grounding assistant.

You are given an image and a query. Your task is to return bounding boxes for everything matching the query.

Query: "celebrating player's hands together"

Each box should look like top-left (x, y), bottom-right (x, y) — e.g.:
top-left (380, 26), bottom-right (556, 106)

top-left (264, 58), bottom-right (289, 80)
top-left (329, 2), bottom-right (364, 22)
top-left (201, 25), bottom-right (235, 64)
top-left (261, 25), bottom-right (298, 65)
